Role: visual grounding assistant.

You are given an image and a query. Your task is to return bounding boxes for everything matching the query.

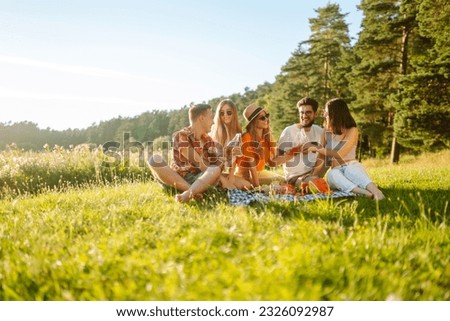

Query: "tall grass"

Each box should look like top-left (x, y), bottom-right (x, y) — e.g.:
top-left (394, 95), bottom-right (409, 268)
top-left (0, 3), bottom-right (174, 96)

top-left (0, 149), bottom-right (448, 300)
top-left (0, 144), bottom-right (151, 198)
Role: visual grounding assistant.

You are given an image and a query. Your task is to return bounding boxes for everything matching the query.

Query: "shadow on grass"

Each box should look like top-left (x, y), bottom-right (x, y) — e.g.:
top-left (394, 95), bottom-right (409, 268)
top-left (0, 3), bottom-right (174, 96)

top-left (156, 183), bottom-right (448, 226)
top-left (159, 186), bottom-right (230, 210)
top-left (241, 186), bottom-right (448, 227)
top-left (373, 187), bottom-right (448, 220)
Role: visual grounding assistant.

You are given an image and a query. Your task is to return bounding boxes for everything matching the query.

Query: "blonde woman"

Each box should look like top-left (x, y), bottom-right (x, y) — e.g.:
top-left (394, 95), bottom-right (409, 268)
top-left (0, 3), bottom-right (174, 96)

top-left (210, 99), bottom-right (242, 149)
top-left (210, 99), bottom-right (252, 190)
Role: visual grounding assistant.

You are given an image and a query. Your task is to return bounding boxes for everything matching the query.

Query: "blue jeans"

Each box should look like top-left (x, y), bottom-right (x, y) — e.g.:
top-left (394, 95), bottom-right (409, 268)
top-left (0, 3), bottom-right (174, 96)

top-left (326, 161), bottom-right (372, 193)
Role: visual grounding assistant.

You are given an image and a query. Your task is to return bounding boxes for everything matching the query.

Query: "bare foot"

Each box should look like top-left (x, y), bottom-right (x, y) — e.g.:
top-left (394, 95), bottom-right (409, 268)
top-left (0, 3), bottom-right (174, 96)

top-left (175, 191), bottom-right (202, 203)
top-left (366, 183), bottom-right (385, 200)
top-left (373, 191), bottom-right (385, 200)
top-left (352, 186), bottom-right (373, 198)
top-left (175, 191), bottom-right (192, 203)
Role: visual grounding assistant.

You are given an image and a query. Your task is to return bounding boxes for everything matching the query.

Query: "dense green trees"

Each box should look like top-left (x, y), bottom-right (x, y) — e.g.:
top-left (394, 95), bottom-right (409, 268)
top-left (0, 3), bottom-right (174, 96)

top-left (268, 0), bottom-right (449, 155)
top-left (348, 0), bottom-right (406, 156)
top-left (1, 1), bottom-right (448, 156)
top-left (0, 122), bottom-right (87, 150)
top-left (392, 0), bottom-right (450, 150)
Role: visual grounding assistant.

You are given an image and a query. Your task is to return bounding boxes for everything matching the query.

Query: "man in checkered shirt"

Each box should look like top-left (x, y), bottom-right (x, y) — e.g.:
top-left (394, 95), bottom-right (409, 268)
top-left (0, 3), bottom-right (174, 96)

top-left (148, 103), bottom-right (223, 202)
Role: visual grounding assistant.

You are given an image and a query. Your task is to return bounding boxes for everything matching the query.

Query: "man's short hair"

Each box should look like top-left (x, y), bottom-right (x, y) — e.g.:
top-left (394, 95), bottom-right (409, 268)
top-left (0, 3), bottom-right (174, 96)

top-left (296, 97), bottom-right (319, 112)
top-left (189, 103), bottom-right (212, 122)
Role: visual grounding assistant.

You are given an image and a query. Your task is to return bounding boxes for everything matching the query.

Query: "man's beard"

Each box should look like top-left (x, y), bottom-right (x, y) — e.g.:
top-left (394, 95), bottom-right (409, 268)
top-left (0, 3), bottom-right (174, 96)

top-left (301, 119), bottom-right (315, 128)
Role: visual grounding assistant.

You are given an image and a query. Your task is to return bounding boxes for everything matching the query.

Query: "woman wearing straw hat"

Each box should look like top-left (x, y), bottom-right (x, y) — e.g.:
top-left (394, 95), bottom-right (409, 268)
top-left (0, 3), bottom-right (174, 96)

top-left (233, 103), bottom-right (284, 188)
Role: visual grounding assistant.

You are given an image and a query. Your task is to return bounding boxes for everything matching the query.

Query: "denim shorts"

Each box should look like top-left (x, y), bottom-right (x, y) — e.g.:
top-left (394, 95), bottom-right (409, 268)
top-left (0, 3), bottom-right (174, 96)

top-left (183, 171), bottom-right (203, 185)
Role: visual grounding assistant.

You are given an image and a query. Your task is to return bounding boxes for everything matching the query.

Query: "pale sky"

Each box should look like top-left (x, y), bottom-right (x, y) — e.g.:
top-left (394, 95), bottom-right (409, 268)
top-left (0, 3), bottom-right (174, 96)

top-left (0, 0), bottom-right (362, 130)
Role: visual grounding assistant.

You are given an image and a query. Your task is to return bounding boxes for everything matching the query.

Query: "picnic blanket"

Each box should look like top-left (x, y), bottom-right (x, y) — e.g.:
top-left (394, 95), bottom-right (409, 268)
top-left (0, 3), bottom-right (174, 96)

top-left (227, 188), bottom-right (356, 206)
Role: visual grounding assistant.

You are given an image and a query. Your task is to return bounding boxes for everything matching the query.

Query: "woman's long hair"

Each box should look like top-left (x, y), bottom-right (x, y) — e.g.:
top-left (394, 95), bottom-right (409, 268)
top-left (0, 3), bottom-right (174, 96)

top-left (326, 98), bottom-right (357, 135)
top-left (210, 99), bottom-right (242, 147)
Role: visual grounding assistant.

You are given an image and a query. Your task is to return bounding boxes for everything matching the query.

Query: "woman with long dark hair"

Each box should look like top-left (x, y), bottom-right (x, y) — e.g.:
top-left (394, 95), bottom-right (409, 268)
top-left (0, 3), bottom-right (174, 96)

top-left (310, 98), bottom-right (385, 200)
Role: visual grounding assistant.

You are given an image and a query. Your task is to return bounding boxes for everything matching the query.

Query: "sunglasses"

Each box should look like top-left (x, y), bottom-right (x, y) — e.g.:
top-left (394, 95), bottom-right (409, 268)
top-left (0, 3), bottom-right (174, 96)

top-left (220, 110), bottom-right (233, 116)
top-left (257, 113), bottom-right (270, 121)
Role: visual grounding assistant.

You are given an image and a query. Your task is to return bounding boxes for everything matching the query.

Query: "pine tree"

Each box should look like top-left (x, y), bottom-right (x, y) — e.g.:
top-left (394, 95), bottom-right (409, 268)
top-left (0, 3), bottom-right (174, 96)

top-left (349, 0), bottom-right (402, 156)
top-left (268, 3), bottom-right (352, 136)
top-left (307, 4), bottom-right (352, 102)
top-left (392, 0), bottom-right (450, 150)
top-left (348, 0), bottom-right (426, 158)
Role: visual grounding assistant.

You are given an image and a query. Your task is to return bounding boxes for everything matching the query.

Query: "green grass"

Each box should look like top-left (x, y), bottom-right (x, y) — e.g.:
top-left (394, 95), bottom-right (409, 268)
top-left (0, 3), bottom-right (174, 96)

top-left (0, 150), bottom-right (449, 300)
top-left (0, 144), bottom-right (152, 197)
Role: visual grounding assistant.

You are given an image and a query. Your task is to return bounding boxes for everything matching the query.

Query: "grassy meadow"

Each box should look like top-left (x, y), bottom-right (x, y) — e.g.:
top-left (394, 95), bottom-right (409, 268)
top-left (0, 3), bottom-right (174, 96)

top-left (0, 147), bottom-right (449, 300)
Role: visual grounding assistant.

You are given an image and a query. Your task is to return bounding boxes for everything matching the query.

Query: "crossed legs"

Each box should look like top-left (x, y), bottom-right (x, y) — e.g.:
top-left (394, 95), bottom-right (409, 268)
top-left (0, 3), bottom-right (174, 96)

top-left (175, 166), bottom-right (221, 202)
top-left (148, 154), bottom-right (190, 192)
top-left (148, 154), bottom-right (222, 203)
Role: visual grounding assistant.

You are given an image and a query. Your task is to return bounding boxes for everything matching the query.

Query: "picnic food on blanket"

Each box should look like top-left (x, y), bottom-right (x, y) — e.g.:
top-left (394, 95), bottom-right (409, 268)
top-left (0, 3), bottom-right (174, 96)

top-left (308, 177), bottom-right (332, 194)
top-left (277, 183), bottom-right (296, 194)
top-left (252, 179), bottom-right (332, 197)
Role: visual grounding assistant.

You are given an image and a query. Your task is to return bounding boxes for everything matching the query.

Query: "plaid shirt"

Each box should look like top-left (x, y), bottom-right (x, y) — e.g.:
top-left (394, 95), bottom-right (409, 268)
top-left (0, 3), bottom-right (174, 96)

top-left (171, 126), bottom-right (219, 177)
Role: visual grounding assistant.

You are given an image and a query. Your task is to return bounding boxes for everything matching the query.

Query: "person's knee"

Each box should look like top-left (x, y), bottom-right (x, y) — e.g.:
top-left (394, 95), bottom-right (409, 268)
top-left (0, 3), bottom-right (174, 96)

top-left (325, 169), bottom-right (342, 190)
top-left (326, 169), bottom-right (338, 182)
top-left (148, 154), bottom-right (166, 168)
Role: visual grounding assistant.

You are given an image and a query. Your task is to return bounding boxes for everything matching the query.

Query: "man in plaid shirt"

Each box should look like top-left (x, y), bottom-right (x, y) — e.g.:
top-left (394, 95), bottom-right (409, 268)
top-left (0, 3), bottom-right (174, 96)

top-left (148, 103), bottom-right (223, 202)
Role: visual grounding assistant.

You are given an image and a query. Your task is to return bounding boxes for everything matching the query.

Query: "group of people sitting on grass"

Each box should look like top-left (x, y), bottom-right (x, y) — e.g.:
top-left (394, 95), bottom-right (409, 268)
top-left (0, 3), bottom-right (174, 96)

top-left (148, 97), bottom-right (385, 203)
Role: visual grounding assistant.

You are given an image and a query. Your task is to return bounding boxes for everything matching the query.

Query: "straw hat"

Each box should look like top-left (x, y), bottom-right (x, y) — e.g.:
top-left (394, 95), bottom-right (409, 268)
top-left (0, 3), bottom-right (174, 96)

top-left (243, 103), bottom-right (265, 127)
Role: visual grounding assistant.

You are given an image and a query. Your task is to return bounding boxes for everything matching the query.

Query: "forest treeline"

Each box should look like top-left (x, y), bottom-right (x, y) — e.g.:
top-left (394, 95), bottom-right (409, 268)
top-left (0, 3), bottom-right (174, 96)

top-left (1, 0), bottom-right (449, 156)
